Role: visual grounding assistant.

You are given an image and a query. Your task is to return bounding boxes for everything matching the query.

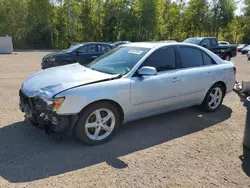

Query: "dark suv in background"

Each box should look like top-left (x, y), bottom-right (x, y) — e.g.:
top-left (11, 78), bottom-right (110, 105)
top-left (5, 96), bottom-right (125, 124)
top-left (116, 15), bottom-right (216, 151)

top-left (183, 37), bottom-right (237, 61)
top-left (41, 42), bottom-right (113, 69)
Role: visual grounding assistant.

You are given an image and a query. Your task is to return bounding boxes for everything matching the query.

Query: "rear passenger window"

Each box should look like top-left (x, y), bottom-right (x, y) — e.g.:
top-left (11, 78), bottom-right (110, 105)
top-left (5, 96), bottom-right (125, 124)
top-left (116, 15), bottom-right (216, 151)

top-left (202, 52), bottom-right (215, 65)
top-left (179, 47), bottom-right (203, 68)
top-left (142, 46), bottom-right (176, 71)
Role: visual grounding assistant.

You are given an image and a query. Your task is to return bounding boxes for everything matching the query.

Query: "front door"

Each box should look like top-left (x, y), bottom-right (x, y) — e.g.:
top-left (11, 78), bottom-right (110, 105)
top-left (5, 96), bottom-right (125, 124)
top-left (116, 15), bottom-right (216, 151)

top-left (201, 38), bottom-right (219, 55)
top-left (74, 44), bottom-right (99, 64)
top-left (130, 46), bottom-right (184, 118)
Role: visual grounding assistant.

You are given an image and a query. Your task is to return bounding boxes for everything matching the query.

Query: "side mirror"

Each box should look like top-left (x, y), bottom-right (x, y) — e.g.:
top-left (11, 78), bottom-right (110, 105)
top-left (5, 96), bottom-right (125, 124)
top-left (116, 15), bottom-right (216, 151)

top-left (137, 66), bottom-right (157, 76)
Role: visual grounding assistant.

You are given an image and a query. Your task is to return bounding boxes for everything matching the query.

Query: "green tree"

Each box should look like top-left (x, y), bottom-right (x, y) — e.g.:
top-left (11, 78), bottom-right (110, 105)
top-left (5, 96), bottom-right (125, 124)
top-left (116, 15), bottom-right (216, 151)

top-left (25, 0), bottom-right (53, 48)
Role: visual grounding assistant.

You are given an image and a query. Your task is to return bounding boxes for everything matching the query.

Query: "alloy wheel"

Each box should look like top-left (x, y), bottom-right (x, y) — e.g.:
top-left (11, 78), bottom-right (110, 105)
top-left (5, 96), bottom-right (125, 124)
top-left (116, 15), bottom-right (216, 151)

top-left (85, 108), bottom-right (116, 141)
top-left (208, 87), bottom-right (223, 109)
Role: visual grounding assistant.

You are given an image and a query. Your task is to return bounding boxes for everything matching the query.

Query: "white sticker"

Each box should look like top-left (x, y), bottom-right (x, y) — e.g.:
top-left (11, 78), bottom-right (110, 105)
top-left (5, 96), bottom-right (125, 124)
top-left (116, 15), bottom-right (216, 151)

top-left (128, 50), bottom-right (143, 55)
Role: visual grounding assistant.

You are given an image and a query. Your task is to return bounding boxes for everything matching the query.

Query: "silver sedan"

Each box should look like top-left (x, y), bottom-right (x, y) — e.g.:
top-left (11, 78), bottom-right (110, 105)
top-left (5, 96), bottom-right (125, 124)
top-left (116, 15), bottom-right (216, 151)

top-left (19, 42), bottom-right (236, 145)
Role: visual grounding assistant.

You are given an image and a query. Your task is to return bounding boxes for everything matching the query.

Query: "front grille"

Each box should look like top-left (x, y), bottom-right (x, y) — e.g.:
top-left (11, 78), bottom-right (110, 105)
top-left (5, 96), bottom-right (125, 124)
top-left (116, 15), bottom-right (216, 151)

top-left (19, 89), bottom-right (29, 106)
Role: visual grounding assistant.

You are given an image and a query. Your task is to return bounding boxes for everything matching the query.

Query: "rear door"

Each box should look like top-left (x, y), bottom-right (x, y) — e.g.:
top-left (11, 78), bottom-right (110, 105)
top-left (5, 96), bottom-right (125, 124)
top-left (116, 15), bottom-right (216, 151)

top-left (74, 44), bottom-right (99, 64)
top-left (177, 46), bottom-right (217, 105)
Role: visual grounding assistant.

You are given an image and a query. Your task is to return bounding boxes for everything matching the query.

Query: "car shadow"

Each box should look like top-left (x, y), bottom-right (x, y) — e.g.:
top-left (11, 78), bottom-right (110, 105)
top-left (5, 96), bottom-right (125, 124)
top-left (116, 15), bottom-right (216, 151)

top-left (239, 146), bottom-right (250, 177)
top-left (0, 105), bottom-right (232, 183)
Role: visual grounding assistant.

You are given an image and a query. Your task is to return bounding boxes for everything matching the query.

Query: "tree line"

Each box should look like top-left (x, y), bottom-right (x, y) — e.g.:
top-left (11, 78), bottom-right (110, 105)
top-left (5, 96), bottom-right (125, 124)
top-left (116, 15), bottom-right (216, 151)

top-left (0, 0), bottom-right (249, 49)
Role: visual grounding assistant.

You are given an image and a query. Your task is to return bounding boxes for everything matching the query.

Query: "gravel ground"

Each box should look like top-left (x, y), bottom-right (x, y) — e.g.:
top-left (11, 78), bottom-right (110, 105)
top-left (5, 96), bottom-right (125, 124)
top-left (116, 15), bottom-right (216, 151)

top-left (0, 52), bottom-right (250, 188)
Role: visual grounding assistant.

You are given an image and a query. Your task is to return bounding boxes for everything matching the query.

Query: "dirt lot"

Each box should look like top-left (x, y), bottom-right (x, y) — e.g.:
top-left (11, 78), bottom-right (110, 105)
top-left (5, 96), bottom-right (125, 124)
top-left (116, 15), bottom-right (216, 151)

top-left (0, 52), bottom-right (250, 188)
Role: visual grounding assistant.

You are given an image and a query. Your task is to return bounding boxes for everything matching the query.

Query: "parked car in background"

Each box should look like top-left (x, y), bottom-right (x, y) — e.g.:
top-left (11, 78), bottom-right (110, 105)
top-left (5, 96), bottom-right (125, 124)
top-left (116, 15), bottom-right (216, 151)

top-left (237, 44), bottom-right (248, 52)
top-left (218, 41), bottom-right (230, 45)
top-left (20, 42), bottom-right (236, 145)
top-left (183, 37), bottom-right (237, 61)
top-left (241, 45), bottom-right (250, 54)
top-left (159, 40), bottom-right (177, 43)
top-left (112, 41), bottom-right (131, 47)
top-left (41, 42), bottom-right (114, 69)
top-left (247, 51), bottom-right (250, 60)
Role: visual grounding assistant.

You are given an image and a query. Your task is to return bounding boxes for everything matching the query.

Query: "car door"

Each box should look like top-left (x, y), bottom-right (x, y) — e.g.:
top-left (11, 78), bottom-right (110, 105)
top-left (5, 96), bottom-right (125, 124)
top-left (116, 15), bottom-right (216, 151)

top-left (177, 45), bottom-right (217, 105)
top-left (201, 38), bottom-right (219, 55)
top-left (74, 44), bottom-right (99, 64)
top-left (130, 46), bottom-right (184, 118)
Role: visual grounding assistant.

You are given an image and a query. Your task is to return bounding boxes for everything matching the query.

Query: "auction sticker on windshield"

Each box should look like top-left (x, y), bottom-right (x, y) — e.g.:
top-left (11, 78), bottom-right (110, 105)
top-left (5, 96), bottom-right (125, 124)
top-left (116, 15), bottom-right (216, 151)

top-left (128, 50), bottom-right (143, 55)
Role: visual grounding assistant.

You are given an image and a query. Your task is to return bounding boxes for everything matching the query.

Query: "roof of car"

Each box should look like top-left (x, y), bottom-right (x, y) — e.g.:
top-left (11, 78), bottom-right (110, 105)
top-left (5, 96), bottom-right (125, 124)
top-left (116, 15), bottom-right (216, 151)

top-left (76, 42), bottom-right (112, 46)
top-left (122, 42), bottom-right (198, 49)
top-left (122, 42), bottom-right (173, 48)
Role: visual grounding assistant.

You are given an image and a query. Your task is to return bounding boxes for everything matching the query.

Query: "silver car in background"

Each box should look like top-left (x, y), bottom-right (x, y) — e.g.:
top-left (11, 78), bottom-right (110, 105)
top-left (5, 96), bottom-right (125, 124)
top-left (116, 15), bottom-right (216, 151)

top-left (19, 42), bottom-right (236, 145)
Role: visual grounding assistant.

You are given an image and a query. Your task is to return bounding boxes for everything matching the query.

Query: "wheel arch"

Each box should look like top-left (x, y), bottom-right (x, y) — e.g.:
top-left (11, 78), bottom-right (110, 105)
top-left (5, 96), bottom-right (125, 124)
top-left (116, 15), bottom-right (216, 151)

top-left (79, 99), bottom-right (125, 123)
top-left (215, 81), bottom-right (227, 96)
top-left (205, 81), bottom-right (227, 98)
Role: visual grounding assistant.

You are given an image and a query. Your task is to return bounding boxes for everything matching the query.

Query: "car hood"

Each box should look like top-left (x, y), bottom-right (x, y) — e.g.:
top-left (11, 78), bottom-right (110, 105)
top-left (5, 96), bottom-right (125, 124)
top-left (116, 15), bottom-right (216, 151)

top-left (21, 63), bottom-right (118, 99)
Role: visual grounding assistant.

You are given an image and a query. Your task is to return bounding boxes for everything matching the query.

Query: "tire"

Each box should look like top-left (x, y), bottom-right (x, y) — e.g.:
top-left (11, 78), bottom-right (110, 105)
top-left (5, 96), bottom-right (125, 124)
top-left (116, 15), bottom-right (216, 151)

top-left (74, 102), bottom-right (120, 145)
top-left (201, 83), bottom-right (225, 112)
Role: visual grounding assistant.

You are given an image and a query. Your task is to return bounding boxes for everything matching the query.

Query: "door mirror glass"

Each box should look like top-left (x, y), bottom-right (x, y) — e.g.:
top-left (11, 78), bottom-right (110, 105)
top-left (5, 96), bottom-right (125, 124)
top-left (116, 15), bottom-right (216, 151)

top-left (137, 66), bottom-right (157, 76)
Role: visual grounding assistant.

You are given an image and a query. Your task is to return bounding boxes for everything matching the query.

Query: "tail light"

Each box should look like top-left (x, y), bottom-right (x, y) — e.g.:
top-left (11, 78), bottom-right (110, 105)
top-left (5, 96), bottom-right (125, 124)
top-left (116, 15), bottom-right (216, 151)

top-left (233, 67), bottom-right (236, 81)
top-left (233, 67), bottom-right (236, 74)
top-left (236, 48), bottom-right (238, 54)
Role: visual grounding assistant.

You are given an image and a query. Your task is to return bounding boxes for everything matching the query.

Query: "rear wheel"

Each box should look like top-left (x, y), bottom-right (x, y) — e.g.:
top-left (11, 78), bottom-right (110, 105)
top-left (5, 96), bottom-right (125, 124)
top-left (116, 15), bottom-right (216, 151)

top-left (201, 84), bottom-right (225, 112)
top-left (74, 102), bottom-right (120, 145)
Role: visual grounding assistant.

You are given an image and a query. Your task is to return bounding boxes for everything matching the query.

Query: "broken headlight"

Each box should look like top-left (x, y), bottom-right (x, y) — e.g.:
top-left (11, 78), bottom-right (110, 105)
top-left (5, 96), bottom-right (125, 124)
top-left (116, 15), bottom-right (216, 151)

top-left (43, 97), bottom-right (65, 112)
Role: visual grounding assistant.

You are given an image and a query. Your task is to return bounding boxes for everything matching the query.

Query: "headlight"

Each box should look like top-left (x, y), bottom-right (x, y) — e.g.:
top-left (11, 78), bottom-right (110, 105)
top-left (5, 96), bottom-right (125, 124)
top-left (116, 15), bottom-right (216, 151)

top-left (43, 97), bottom-right (65, 111)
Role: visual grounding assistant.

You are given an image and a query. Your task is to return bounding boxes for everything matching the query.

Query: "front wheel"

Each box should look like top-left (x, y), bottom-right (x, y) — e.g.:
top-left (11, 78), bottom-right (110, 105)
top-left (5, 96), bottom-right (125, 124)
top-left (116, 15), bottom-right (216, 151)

top-left (201, 84), bottom-right (225, 112)
top-left (74, 102), bottom-right (120, 145)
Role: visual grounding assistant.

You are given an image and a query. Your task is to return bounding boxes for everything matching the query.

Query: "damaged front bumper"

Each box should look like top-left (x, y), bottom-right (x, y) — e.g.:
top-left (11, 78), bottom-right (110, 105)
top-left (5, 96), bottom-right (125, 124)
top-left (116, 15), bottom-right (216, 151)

top-left (19, 89), bottom-right (78, 134)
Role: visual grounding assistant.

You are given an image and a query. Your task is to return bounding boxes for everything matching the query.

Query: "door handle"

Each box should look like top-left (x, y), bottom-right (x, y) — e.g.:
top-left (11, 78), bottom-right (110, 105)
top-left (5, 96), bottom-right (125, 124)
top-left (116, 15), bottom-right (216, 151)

top-left (207, 72), bottom-right (212, 76)
top-left (172, 77), bottom-right (181, 82)
top-left (92, 56), bottom-right (97, 58)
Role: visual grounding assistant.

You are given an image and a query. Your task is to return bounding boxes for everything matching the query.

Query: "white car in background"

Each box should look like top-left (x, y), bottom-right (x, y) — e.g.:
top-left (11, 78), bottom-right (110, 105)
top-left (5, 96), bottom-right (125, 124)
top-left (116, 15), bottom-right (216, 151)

top-left (218, 41), bottom-right (230, 45)
top-left (19, 42), bottom-right (236, 145)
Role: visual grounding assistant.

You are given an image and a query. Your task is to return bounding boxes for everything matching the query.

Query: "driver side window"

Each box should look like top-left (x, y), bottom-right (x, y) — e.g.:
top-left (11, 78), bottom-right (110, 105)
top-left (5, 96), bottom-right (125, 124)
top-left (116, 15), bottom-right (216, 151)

top-left (77, 45), bottom-right (89, 53)
top-left (141, 46), bottom-right (176, 72)
top-left (201, 39), bottom-right (210, 46)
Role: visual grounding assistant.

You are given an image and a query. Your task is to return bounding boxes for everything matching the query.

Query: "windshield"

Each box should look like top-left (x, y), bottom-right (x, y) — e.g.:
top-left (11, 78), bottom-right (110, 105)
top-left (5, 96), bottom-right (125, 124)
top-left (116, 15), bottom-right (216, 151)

top-left (66, 44), bottom-right (83, 53)
top-left (183, 38), bottom-right (202, 44)
top-left (85, 46), bottom-right (150, 75)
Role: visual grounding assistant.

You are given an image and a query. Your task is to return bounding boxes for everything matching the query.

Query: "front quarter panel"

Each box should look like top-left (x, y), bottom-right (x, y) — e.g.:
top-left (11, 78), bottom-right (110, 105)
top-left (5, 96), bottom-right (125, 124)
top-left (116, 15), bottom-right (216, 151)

top-left (54, 78), bottom-right (131, 119)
